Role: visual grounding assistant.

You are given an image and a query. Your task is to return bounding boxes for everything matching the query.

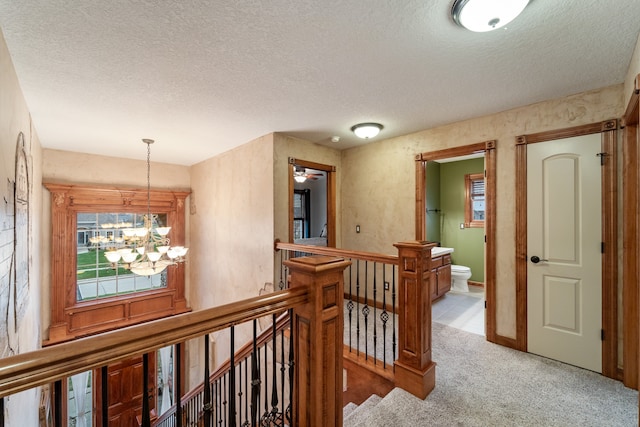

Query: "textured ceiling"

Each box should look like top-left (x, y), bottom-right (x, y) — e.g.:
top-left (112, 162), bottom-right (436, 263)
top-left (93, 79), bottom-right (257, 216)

top-left (1, 0), bottom-right (639, 165)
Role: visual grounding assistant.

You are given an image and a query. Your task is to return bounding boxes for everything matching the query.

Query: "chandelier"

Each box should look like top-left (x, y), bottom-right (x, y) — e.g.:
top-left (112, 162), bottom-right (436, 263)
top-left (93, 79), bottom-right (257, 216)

top-left (98, 139), bottom-right (188, 276)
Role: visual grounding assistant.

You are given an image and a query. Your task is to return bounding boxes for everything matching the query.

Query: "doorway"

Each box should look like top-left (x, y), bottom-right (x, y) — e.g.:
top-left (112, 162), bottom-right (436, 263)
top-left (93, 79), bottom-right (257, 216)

top-left (515, 120), bottom-right (618, 378)
top-left (415, 140), bottom-right (497, 341)
top-left (288, 158), bottom-right (336, 247)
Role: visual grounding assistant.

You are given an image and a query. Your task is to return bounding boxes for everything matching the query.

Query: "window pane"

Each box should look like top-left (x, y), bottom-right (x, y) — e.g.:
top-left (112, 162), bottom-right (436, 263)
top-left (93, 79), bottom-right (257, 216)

top-left (77, 212), bottom-right (168, 301)
top-left (472, 196), bottom-right (485, 220)
top-left (68, 371), bottom-right (92, 426)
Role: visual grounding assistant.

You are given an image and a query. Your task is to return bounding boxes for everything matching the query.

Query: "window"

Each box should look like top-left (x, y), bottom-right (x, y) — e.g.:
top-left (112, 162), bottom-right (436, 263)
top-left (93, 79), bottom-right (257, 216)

top-left (76, 212), bottom-right (169, 301)
top-left (293, 189), bottom-right (310, 240)
top-left (465, 173), bottom-right (485, 228)
top-left (45, 183), bottom-right (190, 344)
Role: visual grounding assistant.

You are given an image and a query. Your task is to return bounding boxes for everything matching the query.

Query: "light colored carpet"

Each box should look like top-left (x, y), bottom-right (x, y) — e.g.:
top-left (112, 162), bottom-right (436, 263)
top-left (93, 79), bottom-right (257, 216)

top-left (345, 322), bottom-right (638, 427)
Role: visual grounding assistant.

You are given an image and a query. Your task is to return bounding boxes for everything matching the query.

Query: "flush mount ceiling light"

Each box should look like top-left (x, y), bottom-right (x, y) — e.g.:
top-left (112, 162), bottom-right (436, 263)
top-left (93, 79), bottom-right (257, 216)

top-left (351, 123), bottom-right (383, 139)
top-left (451, 0), bottom-right (530, 32)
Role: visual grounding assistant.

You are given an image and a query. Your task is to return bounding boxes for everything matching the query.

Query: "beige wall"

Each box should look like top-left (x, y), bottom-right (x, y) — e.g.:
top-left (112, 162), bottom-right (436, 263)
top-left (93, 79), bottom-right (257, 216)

top-left (273, 133), bottom-right (342, 246)
top-left (341, 84), bottom-right (624, 339)
top-left (188, 134), bottom-right (275, 389)
top-left (624, 32), bottom-right (640, 109)
top-left (1, 29), bottom-right (43, 426)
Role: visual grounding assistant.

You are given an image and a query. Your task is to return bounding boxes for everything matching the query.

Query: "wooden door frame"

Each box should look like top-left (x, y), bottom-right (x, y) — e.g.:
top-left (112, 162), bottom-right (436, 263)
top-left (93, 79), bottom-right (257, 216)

top-left (622, 74), bottom-right (640, 390)
top-left (515, 119), bottom-right (618, 379)
top-left (288, 158), bottom-right (336, 247)
top-left (415, 140), bottom-right (498, 342)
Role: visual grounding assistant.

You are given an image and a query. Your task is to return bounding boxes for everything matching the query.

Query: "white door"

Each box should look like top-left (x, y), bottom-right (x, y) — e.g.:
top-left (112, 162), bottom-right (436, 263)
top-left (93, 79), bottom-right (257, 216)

top-left (527, 133), bottom-right (602, 372)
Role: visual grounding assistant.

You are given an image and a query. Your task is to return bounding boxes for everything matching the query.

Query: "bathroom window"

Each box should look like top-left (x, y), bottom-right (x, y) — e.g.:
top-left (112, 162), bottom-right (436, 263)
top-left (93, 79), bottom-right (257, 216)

top-left (465, 173), bottom-right (485, 228)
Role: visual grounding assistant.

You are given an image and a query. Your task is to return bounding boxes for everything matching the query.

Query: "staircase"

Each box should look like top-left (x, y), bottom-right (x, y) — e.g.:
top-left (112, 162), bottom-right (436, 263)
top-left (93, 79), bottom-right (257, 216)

top-left (343, 394), bottom-right (383, 426)
top-left (344, 388), bottom-right (420, 427)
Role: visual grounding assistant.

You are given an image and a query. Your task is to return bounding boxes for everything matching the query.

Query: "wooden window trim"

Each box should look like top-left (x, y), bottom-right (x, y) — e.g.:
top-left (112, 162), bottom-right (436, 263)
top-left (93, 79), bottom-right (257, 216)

top-left (44, 183), bottom-right (191, 345)
top-left (464, 173), bottom-right (485, 228)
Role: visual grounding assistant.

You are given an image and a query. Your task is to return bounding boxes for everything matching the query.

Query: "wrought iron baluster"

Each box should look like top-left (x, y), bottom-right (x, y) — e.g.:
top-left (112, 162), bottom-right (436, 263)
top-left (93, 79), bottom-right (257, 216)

top-left (356, 259), bottom-right (361, 356)
top-left (238, 358), bottom-right (243, 427)
top-left (280, 322), bottom-right (286, 422)
top-left (270, 313), bottom-right (280, 424)
top-left (286, 308), bottom-right (294, 424)
top-left (250, 320), bottom-right (260, 425)
top-left (176, 342), bottom-right (183, 427)
top-left (363, 261), bottom-right (369, 360)
top-left (381, 266), bottom-right (389, 368)
top-left (262, 331), bottom-right (269, 423)
top-left (244, 358), bottom-right (249, 426)
top-left (278, 251), bottom-right (286, 290)
top-left (203, 334), bottom-right (212, 427)
top-left (373, 261), bottom-right (377, 365)
top-left (393, 266), bottom-right (397, 361)
top-left (230, 326), bottom-right (236, 427)
top-left (223, 374), bottom-right (228, 426)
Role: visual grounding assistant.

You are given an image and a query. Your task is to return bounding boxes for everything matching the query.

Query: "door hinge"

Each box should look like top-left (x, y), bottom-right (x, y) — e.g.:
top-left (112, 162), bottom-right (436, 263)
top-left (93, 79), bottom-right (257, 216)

top-left (601, 242), bottom-right (605, 253)
top-left (484, 300), bottom-right (487, 309)
top-left (601, 329), bottom-right (605, 341)
top-left (484, 235), bottom-right (487, 243)
top-left (596, 152), bottom-right (608, 165)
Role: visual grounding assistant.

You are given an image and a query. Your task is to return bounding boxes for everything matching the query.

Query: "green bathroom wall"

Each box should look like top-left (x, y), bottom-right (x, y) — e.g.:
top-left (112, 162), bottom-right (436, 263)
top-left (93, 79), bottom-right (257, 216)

top-left (440, 158), bottom-right (485, 283)
top-left (425, 161), bottom-right (441, 243)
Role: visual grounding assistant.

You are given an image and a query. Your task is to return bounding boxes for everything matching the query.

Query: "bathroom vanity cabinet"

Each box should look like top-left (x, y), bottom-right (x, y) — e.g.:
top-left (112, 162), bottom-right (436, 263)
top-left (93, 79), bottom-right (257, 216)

top-left (430, 254), bottom-right (452, 301)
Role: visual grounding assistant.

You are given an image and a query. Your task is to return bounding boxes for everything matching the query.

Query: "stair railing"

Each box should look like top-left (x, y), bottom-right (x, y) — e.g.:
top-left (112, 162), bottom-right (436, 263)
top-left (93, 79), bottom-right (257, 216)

top-left (0, 254), bottom-right (351, 426)
top-left (275, 240), bottom-right (437, 399)
top-left (154, 312), bottom-right (292, 427)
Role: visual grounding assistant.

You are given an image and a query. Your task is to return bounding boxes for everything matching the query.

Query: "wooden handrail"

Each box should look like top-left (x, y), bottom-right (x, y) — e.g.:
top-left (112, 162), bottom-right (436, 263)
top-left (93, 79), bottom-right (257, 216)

top-left (0, 287), bottom-right (309, 398)
top-left (275, 240), bottom-right (398, 265)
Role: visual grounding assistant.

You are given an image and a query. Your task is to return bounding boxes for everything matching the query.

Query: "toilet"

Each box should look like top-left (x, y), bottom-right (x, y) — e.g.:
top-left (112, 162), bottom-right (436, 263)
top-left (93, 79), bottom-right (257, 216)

top-left (451, 265), bottom-right (471, 293)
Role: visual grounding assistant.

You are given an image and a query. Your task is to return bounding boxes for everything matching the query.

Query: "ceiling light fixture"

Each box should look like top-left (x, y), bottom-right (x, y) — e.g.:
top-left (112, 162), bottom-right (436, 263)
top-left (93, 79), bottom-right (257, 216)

top-left (99, 139), bottom-right (188, 275)
top-left (451, 0), bottom-right (529, 32)
top-left (293, 165), bottom-right (307, 183)
top-left (351, 123), bottom-right (383, 139)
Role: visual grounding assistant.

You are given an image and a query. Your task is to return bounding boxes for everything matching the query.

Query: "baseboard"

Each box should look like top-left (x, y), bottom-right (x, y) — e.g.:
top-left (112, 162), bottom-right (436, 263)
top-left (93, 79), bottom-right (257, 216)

top-left (490, 334), bottom-right (518, 350)
top-left (468, 281), bottom-right (484, 288)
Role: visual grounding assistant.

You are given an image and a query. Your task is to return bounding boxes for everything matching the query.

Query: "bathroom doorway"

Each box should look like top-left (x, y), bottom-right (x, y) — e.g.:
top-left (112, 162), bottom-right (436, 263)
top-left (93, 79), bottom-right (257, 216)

top-left (415, 140), bottom-right (497, 342)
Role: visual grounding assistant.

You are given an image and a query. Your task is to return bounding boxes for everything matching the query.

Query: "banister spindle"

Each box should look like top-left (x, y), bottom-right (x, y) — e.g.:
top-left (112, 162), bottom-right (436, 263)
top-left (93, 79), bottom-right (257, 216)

top-left (280, 322), bottom-right (286, 420)
top-left (250, 320), bottom-right (260, 425)
top-left (203, 334), bottom-right (212, 426)
top-left (356, 259), bottom-right (361, 356)
top-left (229, 326), bottom-right (236, 427)
top-left (175, 343), bottom-right (183, 427)
top-left (363, 261), bottom-right (370, 360)
top-left (373, 261), bottom-right (378, 365)
top-left (286, 308), bottom-right (294, 424)
top-left (381, 265), bottom-right (389, 368)
top-left (270, 313), bottom-right (279, 421)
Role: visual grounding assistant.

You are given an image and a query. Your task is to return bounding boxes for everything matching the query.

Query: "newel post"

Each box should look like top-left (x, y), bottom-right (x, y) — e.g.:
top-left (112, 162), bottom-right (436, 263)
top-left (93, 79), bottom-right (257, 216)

top-left (393, 240), bottom-right (437, 399)
top-left (284, 255), bottom-right (351, 427)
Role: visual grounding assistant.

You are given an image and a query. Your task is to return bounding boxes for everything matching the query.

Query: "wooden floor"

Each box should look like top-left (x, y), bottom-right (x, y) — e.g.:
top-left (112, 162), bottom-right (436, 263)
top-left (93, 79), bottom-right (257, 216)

top-left (343, 358), bottom-right (394, 406)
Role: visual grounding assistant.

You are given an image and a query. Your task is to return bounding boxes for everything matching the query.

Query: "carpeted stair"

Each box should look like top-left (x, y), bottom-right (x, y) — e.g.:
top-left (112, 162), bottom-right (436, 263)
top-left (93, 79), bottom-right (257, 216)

top-left (343, 394), bottom-right (383, 426)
